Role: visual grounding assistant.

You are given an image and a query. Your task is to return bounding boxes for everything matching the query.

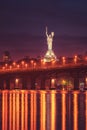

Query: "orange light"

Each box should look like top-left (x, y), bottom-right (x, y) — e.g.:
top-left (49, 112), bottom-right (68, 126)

top-left (62, 80), bottom-right (66, 85)
top-left (30, 91), bottom-right (36, 130)
top-left (74, 55), bottom-right (77, 64)
top-left (24, 92), bottom-right (28, 130)
top-left (42, 60), bottom-right (46, 65)
top-left (31, 60), bottom-right (34, 64)
top-left (73, 93), bottom-right (78, 130)
top-left (85, 57), bottom-right (87, 61)
top-left (21, 92), bottom-right (25, 130)
top-left (52, 60), bottom-right (56, 65)
top-left (5, 63), bottom-right (8, 67)
top-left (9, 92), bottom-right (13, 130)
top-left (2, 91), bottom-right (8, 130)
top-left (62, 57), bottom-right (66, 64)
top-left (51, 93), bottom-right (56, 130)
top-left (13, 91), bottom-right (16, 130)
top-left (21, 61), bottom-right (25, 65)
top-left (17, 64), bottom-right (20, 68)
top-left (86, 93), bottom-right (87, 130)
top-left (34, 62), bottom-right (36, 67)
top-left (13, 62), bottom-right (16, 66)
top-left (2, 66), bottom-right (5, 70)
top-left (25, 63), bottom-right (28, 68)
top-left (9, 65), bottom-right (12, 69)
top-left (75, 55), bottom-right (77, 59)
top-left (51, 79), bottom-right (55, 88)
top-left (40, 92), bottom-right (46, 130)
top-left (41, 59), bottom-right (43, 62)
top-left (62, 93), bottom-right (66, 130)
top-left (86, 77), bottom-right (87, 82)
top-left (62, 57), bottom-right (65, 60)
top-left (15, 91), bottom-right (20, 130)
top-left (15, 78), bottom-right (19, 85)
top-left (51, 79), bottom-right (55, 84)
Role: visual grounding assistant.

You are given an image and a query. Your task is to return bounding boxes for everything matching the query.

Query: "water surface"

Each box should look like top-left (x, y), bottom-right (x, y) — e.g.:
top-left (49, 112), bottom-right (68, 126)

top-left (0, 90), bottom-right (86, 130)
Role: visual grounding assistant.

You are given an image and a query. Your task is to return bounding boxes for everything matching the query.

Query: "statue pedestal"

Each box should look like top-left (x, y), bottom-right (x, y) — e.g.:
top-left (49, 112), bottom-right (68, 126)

top-left (44, 49), bottom-right (57, 62)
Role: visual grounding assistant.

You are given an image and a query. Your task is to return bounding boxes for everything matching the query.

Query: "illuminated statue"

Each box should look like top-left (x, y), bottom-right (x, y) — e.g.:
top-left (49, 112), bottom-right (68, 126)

top-left (46, 27), bottom-right (54, 50)
top-left (44, 27), bottom-right (57, 62)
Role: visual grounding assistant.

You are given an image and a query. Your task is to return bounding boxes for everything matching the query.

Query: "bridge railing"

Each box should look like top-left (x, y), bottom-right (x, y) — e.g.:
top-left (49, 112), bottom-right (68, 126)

top-left (0, 60), bottom-right (87, 73)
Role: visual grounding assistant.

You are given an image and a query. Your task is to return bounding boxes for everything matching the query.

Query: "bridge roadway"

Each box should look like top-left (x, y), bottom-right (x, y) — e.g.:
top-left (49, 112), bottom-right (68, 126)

top-left (0, 62), bottom-right (87, 90)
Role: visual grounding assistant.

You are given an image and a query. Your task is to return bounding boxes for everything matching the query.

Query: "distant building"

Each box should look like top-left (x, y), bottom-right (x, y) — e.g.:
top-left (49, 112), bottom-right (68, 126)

top-left (3, 51), bottom-right (12, 62)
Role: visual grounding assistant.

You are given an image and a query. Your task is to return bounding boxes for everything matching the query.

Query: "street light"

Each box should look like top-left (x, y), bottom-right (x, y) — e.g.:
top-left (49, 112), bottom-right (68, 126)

top-left (41, 59), bottom-right (46, 68)
top-left (62, 57), bottom-right (66, 65)
top-left (85, 77), bottom-right (87, 89)
top-left (62, 79), bottom-right (67, 90)
top-left (34, 62), bottom-right (36, 68)
top-left (52, 60), bottom-right (56, 66)
top-left (30, 60), bottom-right (34, 68)
top-left (5, 63), bottom-right (8, 69)
top-left (51, 78), bottom-right (56, 89)
top-left (2, 66), bottom-right (5, 70)
top-left (13, 62), bottom-right (16, 66)
top-left (15, 78), bottom-right (19, 89)
top-left (9, 65), bottom-right (12, 70)
top-left (21, 61), bottom-right (24, 64)
top-left (17, 64), bottom-right (20, 69)
top-left (25, 63), bottom-right (28, 68)
top-left (74, 55), bottom-right (77, 64)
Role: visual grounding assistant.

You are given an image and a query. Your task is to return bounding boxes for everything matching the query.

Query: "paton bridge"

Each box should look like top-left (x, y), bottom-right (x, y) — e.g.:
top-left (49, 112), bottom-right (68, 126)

top-left (0, 60), bottom-right (87, 90)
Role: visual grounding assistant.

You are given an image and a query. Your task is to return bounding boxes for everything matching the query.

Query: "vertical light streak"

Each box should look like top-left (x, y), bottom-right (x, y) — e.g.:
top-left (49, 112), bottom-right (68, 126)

top-left (30, 91), bottom-right (36, 130)
top-left (2, 91), bottom-right (8, 130)
top-left (62, 93), bottom-right (66, 130)
top-left (40, 91), bottom-right (46, 130)
top-left (46, 93), bottom-right (51, 130)
top-left (73, 93), bottom-right (78, 130)
top-left (9, 91), bottom-right (13, 130)
top-left (2, 91), bottom-right (5, 130)
top-left (24, 91), bottom-right (28, 130)
top-left (85, 92), bottom-right (87, 130)
top-left (21, 91), bottom-right (25, 130)
top-left (15, 91), bottom-right (20, 130)
top-left (30, 92), bottom-right (33, 130)
top-left (13, 91), bottom-right (16, 130)
top-left (5, 91), bottom-right (8, 130)
top-left (33, 91), bottom-right (36, 130)
top-left (51, 91), bottom-right (56, 130)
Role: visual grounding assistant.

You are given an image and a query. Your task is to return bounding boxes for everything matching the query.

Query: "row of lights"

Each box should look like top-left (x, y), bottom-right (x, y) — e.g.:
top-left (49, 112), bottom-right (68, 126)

top-left (0, 55), bottom-right (87, 71)
top-left (51, 77), bottom-right (87, 90)
top-left (2, 60), bottom-right (37, 70)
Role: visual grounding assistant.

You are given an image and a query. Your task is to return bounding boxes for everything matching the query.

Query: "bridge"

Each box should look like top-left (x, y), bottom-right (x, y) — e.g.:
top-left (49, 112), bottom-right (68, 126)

top-left (0, 59), bottom-right (87, 90)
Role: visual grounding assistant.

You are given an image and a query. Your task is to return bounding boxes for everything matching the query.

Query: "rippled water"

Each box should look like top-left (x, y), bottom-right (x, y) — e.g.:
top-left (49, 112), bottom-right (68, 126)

top-left (0, 90), bottom-right (87, 130)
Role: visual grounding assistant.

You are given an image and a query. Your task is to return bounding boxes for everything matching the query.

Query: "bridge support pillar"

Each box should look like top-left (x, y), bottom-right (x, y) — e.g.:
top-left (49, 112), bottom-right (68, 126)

top-left (31, 77), bottom-right (36, 90)
top-left (5, 79), bottom-right (10, 89)
top-left (41, 78), bottom-right (45, 89)
top-left (74, 77), bottom-right (79, 90)
top-left (22, 78), bottom-right (27, 89)
top-left (0, 79), bottom-right (4, 89)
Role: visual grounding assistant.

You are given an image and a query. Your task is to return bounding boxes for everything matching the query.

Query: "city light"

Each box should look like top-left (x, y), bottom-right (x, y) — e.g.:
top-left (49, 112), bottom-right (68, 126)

top-left (62, 57), bottom-right (66, 65)
top-left (74, 55), bottom-right (77, 64)
top-left (0, 55), bottom-right (86, 73)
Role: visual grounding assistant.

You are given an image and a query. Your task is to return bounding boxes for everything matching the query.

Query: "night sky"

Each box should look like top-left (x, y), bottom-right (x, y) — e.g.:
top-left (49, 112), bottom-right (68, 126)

top-left (0, 0), bottom-right (87, 60)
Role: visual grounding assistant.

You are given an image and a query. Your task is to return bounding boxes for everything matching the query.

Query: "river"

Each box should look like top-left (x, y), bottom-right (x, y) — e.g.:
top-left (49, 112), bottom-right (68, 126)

top-left (0, 90), bottom-right (86, 130)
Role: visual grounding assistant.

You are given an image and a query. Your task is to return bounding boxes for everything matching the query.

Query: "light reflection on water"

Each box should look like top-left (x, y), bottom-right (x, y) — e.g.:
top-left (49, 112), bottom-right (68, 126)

top-left (86, 92), bottom-right (87, 130)
top-left (62, 92), bottom-right (66, 130)
top-left (73, 92), bottom-right (78, 130)
top-left (0, 90), bottom-right (87, 130)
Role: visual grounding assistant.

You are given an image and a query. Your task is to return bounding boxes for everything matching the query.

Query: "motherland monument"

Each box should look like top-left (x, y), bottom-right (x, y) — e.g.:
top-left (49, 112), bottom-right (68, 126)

top-left (44, 27), bottom-right (57, 62)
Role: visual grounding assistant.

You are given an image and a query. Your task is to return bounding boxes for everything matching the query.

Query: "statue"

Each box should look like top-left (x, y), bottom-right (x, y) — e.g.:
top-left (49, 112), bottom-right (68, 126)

top-left (44, 27), bottom-right (57, 62)
top-left (46, 27), bottom-right (54, 50)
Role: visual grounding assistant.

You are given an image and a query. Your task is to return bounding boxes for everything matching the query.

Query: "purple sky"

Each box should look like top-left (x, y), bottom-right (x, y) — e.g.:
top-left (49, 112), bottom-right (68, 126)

top-left (0, 0), bottom-right (87, 60)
